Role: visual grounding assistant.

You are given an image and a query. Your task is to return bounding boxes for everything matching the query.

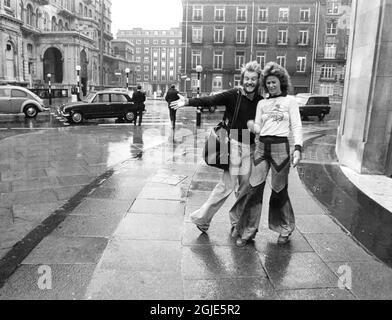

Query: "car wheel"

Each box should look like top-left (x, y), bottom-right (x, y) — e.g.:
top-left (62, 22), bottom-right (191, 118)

top-left (24, 105), bottom-right (38, 118)
top-left (209, 106), bottom-right (216, 113)
top-left (124, 111), bottom-right (136, 122)
top-left (71, 111), bottom-right (83, 124)
top-left (318, 113), bottom-right (326, 121)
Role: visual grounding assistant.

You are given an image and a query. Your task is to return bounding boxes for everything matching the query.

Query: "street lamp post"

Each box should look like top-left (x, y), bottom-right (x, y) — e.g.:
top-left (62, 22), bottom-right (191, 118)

top-left (125, 68), bottom-right (130, 91)
top-left (196, 65), bottom-right (203, 127)
top-left (47, 73), bottom-right (52, 107)
top-left (76, 65), bottom-right (81, 101)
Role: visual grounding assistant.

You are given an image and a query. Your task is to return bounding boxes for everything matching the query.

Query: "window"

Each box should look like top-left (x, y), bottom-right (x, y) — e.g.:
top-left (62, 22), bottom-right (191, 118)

top-left (258, 7), bottom-right (268, 22)
top-left (27, 44), bottom-right (33, 53)
top-left (237, 6), bottom-right (247, 22)
top-left (11, 89), bottom-right (27, 98)
top-left (191, 74), bottom-right (198, 89)
top-left (256, 52), bottom-right (266, 69)
top-left (4, 0), bottom-right (11, 8)
top-left (153, 40), bottom-right (158, 45)
top-left (278, 29), bottom-right (288, 45)
top-left (136, 56), bottom-right (141, 62)
top-left (325, 43), bottom-right (337, 58)
top-left (320, 83), bottom-right (334, 96)
top-left (236, 27), bottom-right (246, 44)
top-left (299, 30), bottom-right (309, 45)
top-left (234, 75), bottom-right (241, 87)
top-left (212, 75), bottom-right (223, 91)
top-left (215, 6), bottom-right (225, 21)
top-left (297, 56), bottom-right (306, 72)
top-left (235, 51), bottom-right (245, 70)
top-left (144, 39), bottom-right (149, 44)
top-left (161, 39), bottom-right (166, 45)
top-left (193, 5), bottom-right (203, 21)
top-left (277, 55), bottom-right (286, 68)
top-left (144, 75), bottom-right (149, 81)
top-left (136, 48), bottom-right (141, 54)
top-left (256, 29), bottom-right (267, 44)
top-left (300, 8), bottom-right (310, 22)
top-left (326, 21), bottom-right (337, 35)
top-left (170, 40), bottom-right (175, 45)
top-left (95, 94), bottom-right (110, 103)
top-left (191, 50), bottom-right (202, 69)
top-left (213, 51), bottom-right (223, 70)
top-left (327, 1), bottom-right (340, 14)
top-left (278, 8), bottom-right (289, 22)
top-left (111, 94), bottom-right (127, 102)
top-left (321, 64), bottom-right (335, 78)
top-left (214, 26), bottom-right (224, 43)
top-left (144, 48), bottom-right (149, 54)
top-left (192, 26), bottom-right (203, 43)
top-left (136, 40), bottom-right (141, 44)
top-left (144, 66), bottom-right (149, 72)
top-left (144, 57), bottom-right (149, 63)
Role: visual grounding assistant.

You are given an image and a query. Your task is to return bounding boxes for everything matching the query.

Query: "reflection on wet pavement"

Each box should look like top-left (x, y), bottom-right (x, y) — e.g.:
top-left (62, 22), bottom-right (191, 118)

top-left (298, 134), bottom-right (392, 268)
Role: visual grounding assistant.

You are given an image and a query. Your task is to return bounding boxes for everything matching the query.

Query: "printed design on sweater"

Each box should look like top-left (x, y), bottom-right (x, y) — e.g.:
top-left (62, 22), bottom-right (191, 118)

top-left (265, 102), bottom-right (284, 123)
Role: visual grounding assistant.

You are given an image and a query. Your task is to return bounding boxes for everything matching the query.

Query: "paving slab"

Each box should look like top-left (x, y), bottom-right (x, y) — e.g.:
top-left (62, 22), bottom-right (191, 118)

top-left (295, 215), bottom-right (345, 234)
top-left (129, 199), bottom-right (185, 215)
top-left (114, 213), bottom-right (183, 241)
top-left (70, 198), bottom-right (131, 217)
top-left (86, 270), bottom-right (184, 300)
top-left (277, 288), bottom-right (356, 300)
top-left (327, 261), bottom-right (392, 300)
top-left (52, 215), bottom-right (124, 238)
top-left (182, 246), bottom-right (267, 280)
top-left (261, 251), bottom-right (339, 290)
top-left (305, 233), bottom-right (375, 263)
top-left (98, 239), bottom-right (182, 272)
top-left (184, 277), bottom-right (278, 300)
top-left (22, 236), bottom-right (108, 265)
top-left (0, 264), bottom-right (96, 300)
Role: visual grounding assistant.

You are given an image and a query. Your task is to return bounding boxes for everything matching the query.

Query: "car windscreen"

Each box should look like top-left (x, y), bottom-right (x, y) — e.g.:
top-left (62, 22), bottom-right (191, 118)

top-left (84, 92), bottom-right (96, 102)
top-left (295, 96), bottom-right (308, 105)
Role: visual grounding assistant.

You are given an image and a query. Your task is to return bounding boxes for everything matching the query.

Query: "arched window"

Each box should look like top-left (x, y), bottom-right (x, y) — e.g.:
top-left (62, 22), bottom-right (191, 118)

top-left (65, 22), bottom-right (69, 30)
top-left (84, 6), bottom-right (87, 17)
top-left (5, 41), bottom-right (16, 79)
top-left (79, 3), bottom-right (83, 14)
top-left (43, 11), bottom-right (49, 31)
top-left (113, 47), bottom-right (119, 56)
top-left (51, 16), bottom-right (57, 31)
top-left (26, 4), bottom-right (33, 26)
top-left (89, 9), bottom-right (92, 18)
top-left (58, 19), bottom-right (63, 31)
top-left (35, 9), bottom-right (40, 28)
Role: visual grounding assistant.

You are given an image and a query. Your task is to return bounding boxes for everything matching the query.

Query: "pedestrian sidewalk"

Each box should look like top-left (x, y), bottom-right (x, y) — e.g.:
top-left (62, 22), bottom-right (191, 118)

top-left (1, 129), bottom-right (392, 300)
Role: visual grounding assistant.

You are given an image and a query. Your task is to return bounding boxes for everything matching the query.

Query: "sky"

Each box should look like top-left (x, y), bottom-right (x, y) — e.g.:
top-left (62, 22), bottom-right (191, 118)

top-left (111, 0), bottom-right (183, 35)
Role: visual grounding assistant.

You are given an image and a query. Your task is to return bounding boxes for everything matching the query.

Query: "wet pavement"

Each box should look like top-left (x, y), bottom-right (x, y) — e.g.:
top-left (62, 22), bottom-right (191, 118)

top-left (0, 101), bottom-right (391, 300)
top-left (298, 132), bottom-right (392, 268)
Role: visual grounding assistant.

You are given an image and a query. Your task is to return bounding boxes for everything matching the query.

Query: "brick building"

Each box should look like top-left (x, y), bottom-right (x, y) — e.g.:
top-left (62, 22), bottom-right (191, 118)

top-left (181, 0), bottom-right (318, 95)
top-left (116, 27), bottom-right (182, 96)
top-left (0, 0), bottom-right (134, 94)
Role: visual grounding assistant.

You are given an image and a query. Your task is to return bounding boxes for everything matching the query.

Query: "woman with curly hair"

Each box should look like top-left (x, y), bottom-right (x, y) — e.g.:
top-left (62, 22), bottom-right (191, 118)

top-left (233, 62), bottom-right (303, 247)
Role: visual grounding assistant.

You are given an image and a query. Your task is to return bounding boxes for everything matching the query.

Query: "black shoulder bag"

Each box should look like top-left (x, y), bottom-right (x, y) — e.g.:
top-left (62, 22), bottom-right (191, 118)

top-left (203, 90), bottom-right (242, 170)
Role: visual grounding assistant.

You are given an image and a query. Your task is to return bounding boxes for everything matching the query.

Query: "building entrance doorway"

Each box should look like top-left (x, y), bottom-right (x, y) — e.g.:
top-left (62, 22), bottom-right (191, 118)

top-left (43, 47), bottom-right (63, 83)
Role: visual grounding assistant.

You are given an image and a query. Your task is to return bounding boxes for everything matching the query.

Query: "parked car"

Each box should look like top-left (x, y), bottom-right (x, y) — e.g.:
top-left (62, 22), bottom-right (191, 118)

top-left (59, 90), bottom-right (139, 124)
top-left (294, 93), bottom-right (331, 121)
top-left (0, 85), bottom-right (48, 118)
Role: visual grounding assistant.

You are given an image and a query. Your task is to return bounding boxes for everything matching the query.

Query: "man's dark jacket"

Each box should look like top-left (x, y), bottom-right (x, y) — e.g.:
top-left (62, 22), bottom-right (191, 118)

top-left (165, 88), bottom-right (180, 105)
top-left (132, 90), bottom-right (146, 110)
top-left (189, 88), bottom-right (263, 144)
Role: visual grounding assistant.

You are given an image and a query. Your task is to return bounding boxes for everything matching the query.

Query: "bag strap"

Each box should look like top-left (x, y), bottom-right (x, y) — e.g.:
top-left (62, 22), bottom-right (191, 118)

top-left (228, 89), bottom-right (241, 130)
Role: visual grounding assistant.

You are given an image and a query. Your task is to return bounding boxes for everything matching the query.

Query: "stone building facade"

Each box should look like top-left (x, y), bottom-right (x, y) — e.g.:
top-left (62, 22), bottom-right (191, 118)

top-left (116, 27), bottom-right (182, 96)
top-left (181, 0), bottom-right (318, 95)
top-left (312, 0), bottom-right (351, 103)
top-left (337, 0), bottom-right (392, 176)
top-left (0, 0), bottom-right (134, 95)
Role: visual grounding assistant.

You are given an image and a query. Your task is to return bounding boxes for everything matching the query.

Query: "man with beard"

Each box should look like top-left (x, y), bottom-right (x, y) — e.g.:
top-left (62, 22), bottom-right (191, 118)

top-left (170, 61), bottom-right (263, 239)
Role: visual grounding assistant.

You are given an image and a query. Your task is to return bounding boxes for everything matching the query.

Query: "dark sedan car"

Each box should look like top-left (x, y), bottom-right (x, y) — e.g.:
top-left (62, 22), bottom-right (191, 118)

top-left (59, 90), bottom-right (139, 124)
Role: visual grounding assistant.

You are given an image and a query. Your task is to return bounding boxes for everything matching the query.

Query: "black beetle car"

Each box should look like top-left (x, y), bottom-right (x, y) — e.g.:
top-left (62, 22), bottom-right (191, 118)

top-left (59, 90), bottom-right (140, 124)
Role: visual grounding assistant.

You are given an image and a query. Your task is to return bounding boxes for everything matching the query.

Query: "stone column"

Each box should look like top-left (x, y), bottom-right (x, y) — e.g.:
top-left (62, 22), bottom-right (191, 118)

top-left (337, 0), bottom-right (392, 175)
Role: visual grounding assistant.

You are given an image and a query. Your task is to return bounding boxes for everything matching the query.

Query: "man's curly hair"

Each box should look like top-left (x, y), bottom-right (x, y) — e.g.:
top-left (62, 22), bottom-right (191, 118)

top-left (240, 60), bottom-right (262, 85)
top-left (262, 62), bottom-right (291, 96)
